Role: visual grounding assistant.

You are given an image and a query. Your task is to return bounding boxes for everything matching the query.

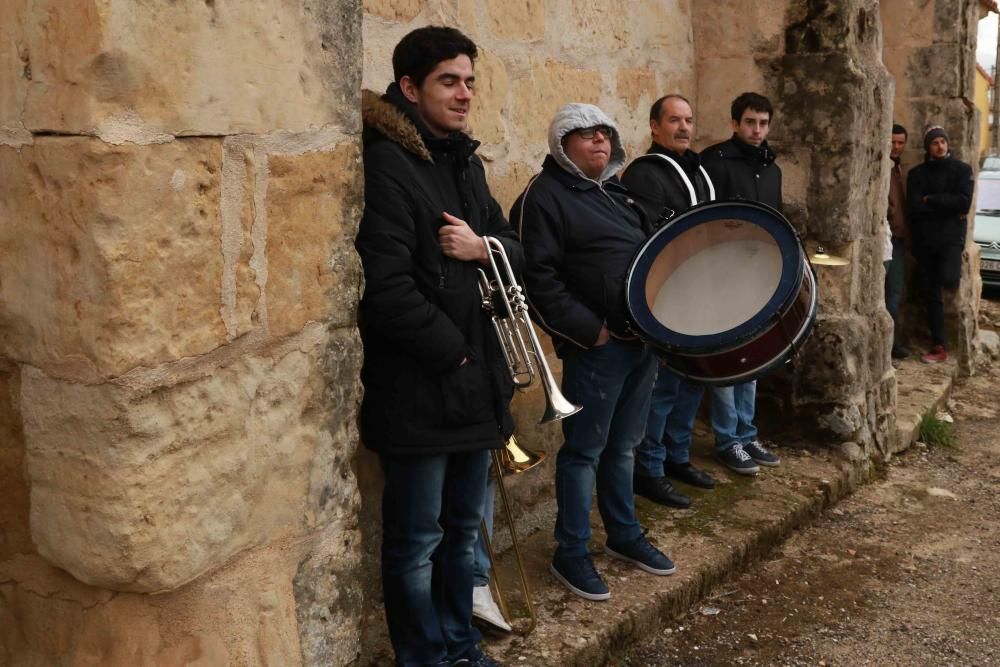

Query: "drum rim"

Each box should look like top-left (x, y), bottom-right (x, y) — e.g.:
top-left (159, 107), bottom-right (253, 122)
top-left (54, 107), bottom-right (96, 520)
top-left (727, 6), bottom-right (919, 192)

top-left (626, 200), bottom-right (803, 353)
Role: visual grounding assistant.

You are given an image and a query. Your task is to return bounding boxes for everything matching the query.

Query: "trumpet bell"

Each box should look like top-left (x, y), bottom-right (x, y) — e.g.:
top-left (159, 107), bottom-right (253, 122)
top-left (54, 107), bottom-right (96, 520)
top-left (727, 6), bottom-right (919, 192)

top-left (499, 435), bottom-right (547, 474)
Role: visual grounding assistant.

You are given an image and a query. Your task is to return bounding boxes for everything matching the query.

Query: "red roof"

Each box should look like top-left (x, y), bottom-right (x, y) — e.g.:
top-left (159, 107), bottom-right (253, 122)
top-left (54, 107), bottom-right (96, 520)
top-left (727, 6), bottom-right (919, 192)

top-left (978, 62), bottom-right (995, 87)
top-left (982, 0), bottom-right (999, 13)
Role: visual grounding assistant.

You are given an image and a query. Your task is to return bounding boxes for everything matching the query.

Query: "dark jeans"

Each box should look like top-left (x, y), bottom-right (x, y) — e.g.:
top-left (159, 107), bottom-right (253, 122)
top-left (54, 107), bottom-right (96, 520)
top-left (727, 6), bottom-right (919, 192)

top-left (917, 243), bottom-right (963, 346)
top-left (555, 339), bottom-right (657, 557)
top-left (885, 236), bottom-right (906, 329)
top-left (381, 449), bottom-right (490, 667)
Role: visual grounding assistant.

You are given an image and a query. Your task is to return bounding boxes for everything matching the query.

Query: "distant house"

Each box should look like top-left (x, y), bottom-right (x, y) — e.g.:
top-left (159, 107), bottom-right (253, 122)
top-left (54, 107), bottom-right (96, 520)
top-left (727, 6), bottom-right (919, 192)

top-left (976, 62), bottom-right (993, 159)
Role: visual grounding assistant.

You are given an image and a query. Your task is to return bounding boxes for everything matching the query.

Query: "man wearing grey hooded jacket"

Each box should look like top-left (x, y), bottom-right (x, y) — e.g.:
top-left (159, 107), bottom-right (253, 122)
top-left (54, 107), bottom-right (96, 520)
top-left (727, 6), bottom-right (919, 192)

top-left (510, 103), bottom-right (676, 602)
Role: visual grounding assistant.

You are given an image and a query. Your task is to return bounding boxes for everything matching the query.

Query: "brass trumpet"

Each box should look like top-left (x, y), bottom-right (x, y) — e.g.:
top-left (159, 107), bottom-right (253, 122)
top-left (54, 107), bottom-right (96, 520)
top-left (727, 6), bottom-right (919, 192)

top-left (476, 237), bottom-right (581, 635)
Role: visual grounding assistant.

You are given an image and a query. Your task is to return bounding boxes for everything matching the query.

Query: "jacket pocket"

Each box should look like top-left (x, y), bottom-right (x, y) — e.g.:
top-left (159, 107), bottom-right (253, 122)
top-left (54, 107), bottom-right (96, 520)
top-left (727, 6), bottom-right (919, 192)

top-left (441, 357), bottom-right (494, 425)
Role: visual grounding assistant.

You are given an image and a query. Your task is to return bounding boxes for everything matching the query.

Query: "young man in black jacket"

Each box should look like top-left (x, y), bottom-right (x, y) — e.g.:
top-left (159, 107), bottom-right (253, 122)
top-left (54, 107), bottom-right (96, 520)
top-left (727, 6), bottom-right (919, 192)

top-left (355, 26), bottom-right (520, 667)
top-left (906, 125), bottom-right (974, 364)
top-left (511, 103), bottom-right (675, 603)
top-left (621, 94), bottom-right (718, 508)
top-left (699, 92), bottom-right (783, 475)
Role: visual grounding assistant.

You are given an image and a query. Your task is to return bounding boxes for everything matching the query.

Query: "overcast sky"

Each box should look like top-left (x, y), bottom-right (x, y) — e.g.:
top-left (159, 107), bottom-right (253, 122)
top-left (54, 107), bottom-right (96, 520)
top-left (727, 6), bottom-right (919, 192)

top-left (979, 13), bottom-right (999, 73)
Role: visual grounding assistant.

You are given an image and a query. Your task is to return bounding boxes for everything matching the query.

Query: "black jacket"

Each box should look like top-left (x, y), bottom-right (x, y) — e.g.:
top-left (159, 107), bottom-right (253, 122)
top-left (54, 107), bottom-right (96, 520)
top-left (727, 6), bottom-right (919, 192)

top-left (701, 135), bottom-right (782, 211)
top-left (621, 143), bottom-right (715, 224)
top-left (906, 154), bottom-right (973, 248)
top-left (510, 155), bottom-right (650, 354)
top-left (355, 86), bottom-right (521, 455)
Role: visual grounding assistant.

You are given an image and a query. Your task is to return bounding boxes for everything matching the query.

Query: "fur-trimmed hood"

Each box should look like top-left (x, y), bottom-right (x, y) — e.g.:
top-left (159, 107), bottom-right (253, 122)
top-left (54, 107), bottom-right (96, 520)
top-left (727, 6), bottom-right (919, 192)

top-left (361, 85), bottom-right (480, 163)
top-left (362, 88), bottom-right (433, 162)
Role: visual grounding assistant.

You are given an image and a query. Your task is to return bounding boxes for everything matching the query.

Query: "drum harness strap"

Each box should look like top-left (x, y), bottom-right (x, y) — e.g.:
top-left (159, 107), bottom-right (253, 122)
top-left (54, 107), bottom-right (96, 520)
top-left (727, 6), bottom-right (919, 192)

top-left (633, 153), bottom-right (717, 213)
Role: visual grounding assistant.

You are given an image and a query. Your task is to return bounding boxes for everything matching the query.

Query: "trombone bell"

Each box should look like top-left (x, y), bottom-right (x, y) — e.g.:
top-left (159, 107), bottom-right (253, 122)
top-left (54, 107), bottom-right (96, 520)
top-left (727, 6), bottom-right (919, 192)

top-left (498, 435), bottom-right (546, 474)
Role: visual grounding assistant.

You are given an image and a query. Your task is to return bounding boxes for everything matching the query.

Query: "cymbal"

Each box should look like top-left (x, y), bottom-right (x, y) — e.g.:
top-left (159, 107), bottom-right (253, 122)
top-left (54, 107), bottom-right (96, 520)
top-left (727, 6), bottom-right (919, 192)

top-left (810, 246), bottom-right (849, 266)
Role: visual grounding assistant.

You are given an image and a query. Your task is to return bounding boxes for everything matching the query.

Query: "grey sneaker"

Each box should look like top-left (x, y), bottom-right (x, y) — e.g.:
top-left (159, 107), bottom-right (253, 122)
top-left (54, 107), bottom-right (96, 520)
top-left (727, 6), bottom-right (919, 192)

top-left (715, 443), bottom-right (760, 475)
top-left (743, 440), bottom-right (780, 467)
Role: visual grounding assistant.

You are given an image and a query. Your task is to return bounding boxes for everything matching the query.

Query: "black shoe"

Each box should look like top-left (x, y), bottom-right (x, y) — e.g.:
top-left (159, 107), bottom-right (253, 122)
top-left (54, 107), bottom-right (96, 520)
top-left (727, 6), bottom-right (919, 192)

top-left (715, 443), bottom-right (760, 475)
top-left (891, 345), bottom-right (911, 359)
top-left (550, 554), bottom-right (610, 601)
top-left (664, 461), bottom-right (717, 489)
top-left (634, 474), bottom-right (691, 508)
top-left (742, 440), bottom-right (781, 467)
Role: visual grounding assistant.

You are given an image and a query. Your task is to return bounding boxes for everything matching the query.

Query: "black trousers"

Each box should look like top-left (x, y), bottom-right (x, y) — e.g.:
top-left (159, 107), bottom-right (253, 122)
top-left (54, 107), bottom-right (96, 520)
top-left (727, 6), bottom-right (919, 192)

top-left (916, 243), bottom-right (963, 347)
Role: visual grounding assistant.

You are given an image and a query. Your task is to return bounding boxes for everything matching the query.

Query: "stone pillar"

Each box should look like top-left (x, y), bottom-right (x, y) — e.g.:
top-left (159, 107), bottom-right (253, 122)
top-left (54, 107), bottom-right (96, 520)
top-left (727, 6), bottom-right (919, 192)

top-left (0, 2), bottom-right (364, 665)
top-left (880, 0), bottom-right (983, 374)
top-left (694, 1), bottom-right (897, 456)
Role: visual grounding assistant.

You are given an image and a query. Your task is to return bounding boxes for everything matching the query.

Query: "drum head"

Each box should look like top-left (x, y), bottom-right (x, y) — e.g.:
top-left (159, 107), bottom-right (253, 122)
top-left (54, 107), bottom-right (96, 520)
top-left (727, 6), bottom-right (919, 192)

top-left (626, 201), bottom-right (803, 353)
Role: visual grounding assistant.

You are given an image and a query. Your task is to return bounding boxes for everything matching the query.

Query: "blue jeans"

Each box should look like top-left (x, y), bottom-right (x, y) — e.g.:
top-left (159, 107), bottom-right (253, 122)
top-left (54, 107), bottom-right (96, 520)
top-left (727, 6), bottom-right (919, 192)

top-left (472, 471), bottom-right (495, 587)
top-left (381, 449), bottom-right (490, 667)
top-left (710, 381), bottom-right (758, 450)
top-left (636, 373), bottom-right (758, 473)
top-left (636, 367), bottom-right (704, 476)
top-left (555, 339), bottom-right (657, 558)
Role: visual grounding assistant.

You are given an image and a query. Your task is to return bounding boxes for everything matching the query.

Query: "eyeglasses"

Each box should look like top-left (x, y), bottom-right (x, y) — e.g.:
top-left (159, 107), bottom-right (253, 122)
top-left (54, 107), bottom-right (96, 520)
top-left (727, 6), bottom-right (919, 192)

top-left (574, 125), bottom-right (613, 140)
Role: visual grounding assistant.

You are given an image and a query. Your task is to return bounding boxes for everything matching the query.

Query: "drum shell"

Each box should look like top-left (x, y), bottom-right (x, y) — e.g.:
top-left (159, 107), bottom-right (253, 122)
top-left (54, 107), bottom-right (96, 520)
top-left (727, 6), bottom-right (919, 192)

top-left (625, 200), bottom-right (817, 386)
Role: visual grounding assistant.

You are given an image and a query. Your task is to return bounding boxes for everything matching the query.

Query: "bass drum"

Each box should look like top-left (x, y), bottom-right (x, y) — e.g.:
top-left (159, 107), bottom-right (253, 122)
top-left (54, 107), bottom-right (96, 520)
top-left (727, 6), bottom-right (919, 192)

top-left (625, 200), bottom-right (817, 386)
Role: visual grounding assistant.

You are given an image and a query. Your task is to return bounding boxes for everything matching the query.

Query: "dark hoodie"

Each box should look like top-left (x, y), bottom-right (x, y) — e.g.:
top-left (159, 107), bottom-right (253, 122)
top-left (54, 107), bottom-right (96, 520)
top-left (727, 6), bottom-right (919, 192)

top-left (355, 84), bottom-right (522, 455)
top-left (701, 134), bottom-right (782, 211)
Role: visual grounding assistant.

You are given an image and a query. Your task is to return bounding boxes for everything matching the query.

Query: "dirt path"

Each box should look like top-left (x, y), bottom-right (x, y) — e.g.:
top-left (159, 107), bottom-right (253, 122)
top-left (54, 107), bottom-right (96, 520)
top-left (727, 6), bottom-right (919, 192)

top-left (613, 303), bottom-right (1000, 667)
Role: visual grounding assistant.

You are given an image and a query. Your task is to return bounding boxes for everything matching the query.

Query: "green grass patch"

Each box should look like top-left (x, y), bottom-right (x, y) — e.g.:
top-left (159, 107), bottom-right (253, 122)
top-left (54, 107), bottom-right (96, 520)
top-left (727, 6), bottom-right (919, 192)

top-left (918, 411), bottom-right (957, 449)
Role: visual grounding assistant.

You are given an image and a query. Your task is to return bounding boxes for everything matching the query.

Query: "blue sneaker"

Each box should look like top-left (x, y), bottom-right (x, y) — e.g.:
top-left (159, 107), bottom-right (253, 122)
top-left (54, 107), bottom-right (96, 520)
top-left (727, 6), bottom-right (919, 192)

top-left (604, 535), bottom-right (676, 575)
top-left (550, 554), bottom-right (611, 601)
top-left (452, 650), bottom-right (502, 667)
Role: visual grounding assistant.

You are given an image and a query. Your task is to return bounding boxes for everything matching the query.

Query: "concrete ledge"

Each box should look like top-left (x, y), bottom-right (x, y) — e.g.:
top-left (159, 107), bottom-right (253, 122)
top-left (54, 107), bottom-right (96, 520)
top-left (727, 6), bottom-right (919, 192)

top-left (360, 358), bottom-right (957, 666)
top-left (479, 360), bottom-right (957, 666)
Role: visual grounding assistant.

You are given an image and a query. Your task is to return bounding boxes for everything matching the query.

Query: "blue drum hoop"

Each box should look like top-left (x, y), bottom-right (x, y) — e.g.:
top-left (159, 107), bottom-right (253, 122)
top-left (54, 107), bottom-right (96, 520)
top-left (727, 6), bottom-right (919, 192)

top-left (626, 200), bottom-right (804, 354)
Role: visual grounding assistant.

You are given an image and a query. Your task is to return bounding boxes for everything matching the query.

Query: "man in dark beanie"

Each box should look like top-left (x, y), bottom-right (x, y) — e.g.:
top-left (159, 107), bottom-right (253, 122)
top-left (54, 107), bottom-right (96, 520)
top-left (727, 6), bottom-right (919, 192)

top-left (906, 125), bottom-right (974, 364)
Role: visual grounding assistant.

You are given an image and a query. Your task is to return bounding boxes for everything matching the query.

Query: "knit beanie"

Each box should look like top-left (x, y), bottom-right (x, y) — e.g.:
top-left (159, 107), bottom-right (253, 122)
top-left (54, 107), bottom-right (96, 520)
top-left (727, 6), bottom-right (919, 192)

top-left (923, 125), bottom-right (948, 152)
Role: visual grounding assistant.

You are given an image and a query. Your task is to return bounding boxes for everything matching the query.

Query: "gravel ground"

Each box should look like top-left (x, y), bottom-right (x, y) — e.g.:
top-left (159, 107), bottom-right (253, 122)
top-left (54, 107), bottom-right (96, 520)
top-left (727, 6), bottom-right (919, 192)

top-left (612, 298), bottom-right (1000, 667)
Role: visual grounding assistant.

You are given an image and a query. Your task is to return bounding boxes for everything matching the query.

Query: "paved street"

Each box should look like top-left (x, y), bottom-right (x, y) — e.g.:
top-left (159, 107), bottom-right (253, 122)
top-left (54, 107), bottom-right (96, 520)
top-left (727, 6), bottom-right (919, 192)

top-left (615, 314), bottom-right (1000, 666)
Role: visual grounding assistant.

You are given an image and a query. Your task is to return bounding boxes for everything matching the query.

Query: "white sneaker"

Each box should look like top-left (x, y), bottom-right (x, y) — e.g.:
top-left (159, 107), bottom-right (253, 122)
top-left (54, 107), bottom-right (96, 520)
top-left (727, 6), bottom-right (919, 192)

top-left (472, 585), bottom-right (512, 632)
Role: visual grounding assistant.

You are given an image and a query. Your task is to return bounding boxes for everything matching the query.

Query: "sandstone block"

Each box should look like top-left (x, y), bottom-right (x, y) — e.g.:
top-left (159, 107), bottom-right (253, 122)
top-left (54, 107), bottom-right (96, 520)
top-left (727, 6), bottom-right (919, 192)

top-left (0, 532), bottom-right (361, 667)
top-left (487, 161), bottom-right (538, 215)
top-left (364, 0), bottom-right (426, 22)
top-left (794, 315), bottom-right (869, 404)
top-left (617, 67), bottom-right (657, 112)
top-left (21, 326), bottom-right (363, 592)
top-left (485, 0), bottom-right (544, 41)
top-left (468, 49), bottom-right (510, 147)
top-left (511, 60), bottom-right (602, 149)
top-left (695, 58), bottom-right (766, 142)
top-left (5, 0), bottom-right (361, 136)
top-left (0, 362), bottom-right (31, 560)
top-left (265, 143), bottom-right (363, 337)
top-left (553, 0), bottom-right (629, 55)
top-left (0, 138), bottom-right (228, 381)
top-left (908, 45), bottom-right (962, 98)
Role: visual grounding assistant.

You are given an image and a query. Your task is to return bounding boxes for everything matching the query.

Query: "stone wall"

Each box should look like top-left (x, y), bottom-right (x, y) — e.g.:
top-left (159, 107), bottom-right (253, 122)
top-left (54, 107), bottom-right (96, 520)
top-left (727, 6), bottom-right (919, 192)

top-left (0, 2), bottom-right (365, 665)
top-left (880, 0), bottom-right (983, 374)
top-left (0, 1), bottom-right (983, 665)
top-left (693, 1), bottom-right (898, 456)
